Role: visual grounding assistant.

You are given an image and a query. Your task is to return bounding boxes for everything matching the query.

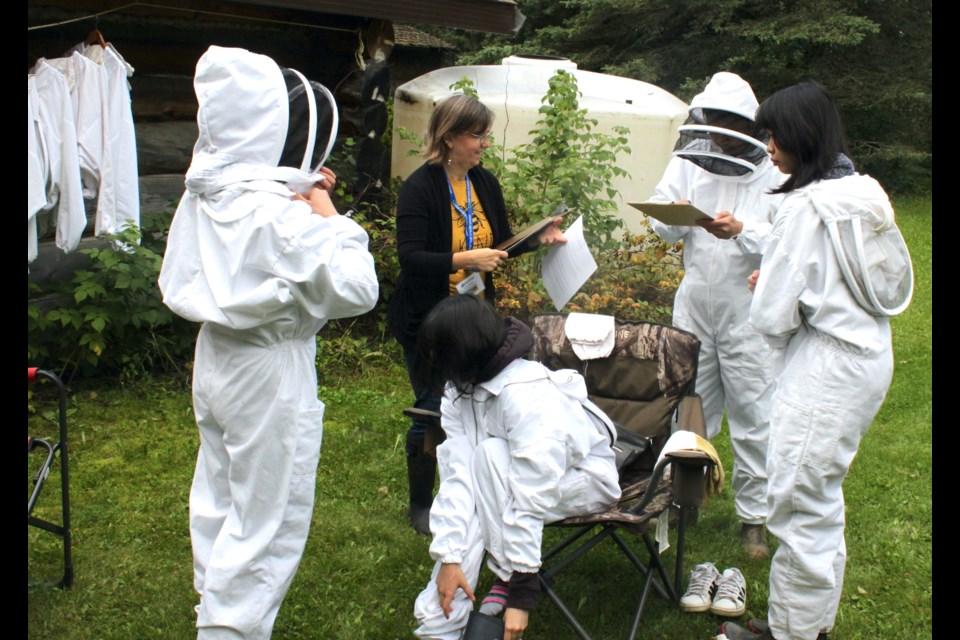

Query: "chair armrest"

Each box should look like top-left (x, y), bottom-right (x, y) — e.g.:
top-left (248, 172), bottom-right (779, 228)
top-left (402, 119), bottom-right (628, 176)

top-left (664, 450), bottom-right (713, 464)
top-left (403, 407), bottom-right (441, 423)
top-left (675, 393), bottom-right (706, 438)
top-left (403, 408), bottom-right (445, 456)
top-left (665, 450), bottom-right (715, 507)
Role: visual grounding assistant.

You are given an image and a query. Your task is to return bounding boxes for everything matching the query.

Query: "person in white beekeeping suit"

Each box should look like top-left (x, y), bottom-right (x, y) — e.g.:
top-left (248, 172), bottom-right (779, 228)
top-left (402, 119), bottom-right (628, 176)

top-left (716, 81), bottom-right (913, 640)
top-left (158, 45), bottom-right (379, 640)
top-left (411, 294), bottom-right (621, 640)
top-left (646, 71), bottom-right (785, 559)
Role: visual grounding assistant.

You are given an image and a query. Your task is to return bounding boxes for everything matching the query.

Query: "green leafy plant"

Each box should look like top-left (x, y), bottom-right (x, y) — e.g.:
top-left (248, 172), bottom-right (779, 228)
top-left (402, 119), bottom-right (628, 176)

top-left (27, 214), bottom-right (197, 383)
top-left (484, 69), bottom-right (631, 249)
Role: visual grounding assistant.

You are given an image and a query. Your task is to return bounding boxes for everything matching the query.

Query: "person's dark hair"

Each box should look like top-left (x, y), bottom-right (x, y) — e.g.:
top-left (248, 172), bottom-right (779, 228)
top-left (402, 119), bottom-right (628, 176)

top-left (755, 81), bottom-right (851, 193)
top-left (414, 294), bottom-right (504, 393)
top-left (423, 94), bottom-right (495, 165)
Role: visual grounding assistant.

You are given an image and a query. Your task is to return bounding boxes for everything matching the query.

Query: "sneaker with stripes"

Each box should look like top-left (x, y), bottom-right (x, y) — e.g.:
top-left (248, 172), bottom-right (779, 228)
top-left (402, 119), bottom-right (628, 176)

top-left (710, 567), bottom-right (747, 617)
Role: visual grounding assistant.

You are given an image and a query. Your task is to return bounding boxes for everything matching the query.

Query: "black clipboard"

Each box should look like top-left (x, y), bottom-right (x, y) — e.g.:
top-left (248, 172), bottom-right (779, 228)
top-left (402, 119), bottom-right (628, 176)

top-left (494, 216), bottom-right (561, 256)
top-left (495, 204), bottom-right (569, 257)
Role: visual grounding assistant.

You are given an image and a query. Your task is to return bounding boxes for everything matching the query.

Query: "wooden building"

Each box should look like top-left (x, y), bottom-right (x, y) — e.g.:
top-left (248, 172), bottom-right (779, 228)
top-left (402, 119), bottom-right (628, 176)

top-left (28, 0), bottom-right (523, 285)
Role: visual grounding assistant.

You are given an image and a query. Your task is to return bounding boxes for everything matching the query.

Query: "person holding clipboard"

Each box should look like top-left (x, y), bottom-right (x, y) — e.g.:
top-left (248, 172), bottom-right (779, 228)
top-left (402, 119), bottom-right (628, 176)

top-left (387, 94), bottom-right (566, 536)
top-left (646, 72), bottom-right (785, 564)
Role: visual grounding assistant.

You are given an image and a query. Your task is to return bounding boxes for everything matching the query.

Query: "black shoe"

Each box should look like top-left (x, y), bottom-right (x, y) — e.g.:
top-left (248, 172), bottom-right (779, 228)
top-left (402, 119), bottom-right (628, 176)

top-left (408, 503), bottom-right (431, 536)
top-left (747, 618), bottom-right (829, 640)
top-left (716, 621), bottom-right (772, 640)
top-left (406, 436), bottom-right (436, 536)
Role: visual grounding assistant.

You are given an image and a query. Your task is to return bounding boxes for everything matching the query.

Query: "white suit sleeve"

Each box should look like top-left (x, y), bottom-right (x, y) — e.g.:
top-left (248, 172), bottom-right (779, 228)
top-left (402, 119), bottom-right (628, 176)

top-left (734, 216), bottom-right (772, 259)
top-left (270, 212), bottom-right (379, 321)
top-left (31, 63), bottom-right (86, 255)
top-left (28, 80), bottom-right (45, 264)
top-left (750, 207), bottom-right (806, 349)
top-left (102, 46), bottom-right (140, 236)
top-left (734, 190), bottom-right (783, 259)
top-left (428, 390), bottom-right (476, 564)
top-left (646, 157), bottom-right (692, 244)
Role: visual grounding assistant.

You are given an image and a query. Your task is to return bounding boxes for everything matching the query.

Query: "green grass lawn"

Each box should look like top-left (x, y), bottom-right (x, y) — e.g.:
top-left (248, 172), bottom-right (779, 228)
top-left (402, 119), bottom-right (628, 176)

top-left (27, 195), bottom-right (932, 639)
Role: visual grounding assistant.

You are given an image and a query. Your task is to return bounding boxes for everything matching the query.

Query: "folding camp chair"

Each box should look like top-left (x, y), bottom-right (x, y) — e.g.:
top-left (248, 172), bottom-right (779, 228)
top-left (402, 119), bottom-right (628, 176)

top-left (529, 312), bottom-right (718, 640)
top-left (27, 368), bottom-right (73, 589)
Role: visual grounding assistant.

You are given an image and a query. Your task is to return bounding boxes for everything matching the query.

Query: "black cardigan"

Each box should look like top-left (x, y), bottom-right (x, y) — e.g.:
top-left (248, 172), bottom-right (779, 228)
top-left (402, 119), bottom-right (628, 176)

top-left (387, 162), bottom-right (514, 350)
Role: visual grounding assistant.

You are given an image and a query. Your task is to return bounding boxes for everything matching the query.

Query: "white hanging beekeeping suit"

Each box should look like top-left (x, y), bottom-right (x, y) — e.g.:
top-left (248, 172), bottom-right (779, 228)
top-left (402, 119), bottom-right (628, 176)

top-left (71, 42), bottom-right (141, 237)
top-left (750, 172), bottom-right (911, 640)
top-left (28, 63), bottom-right (85, 263)
top-left (646, 72), bottom-right (784, 526)
top-left (35, 52), bottom-right (118, 238)
top-left (158, 45), bottom-right (378, 640)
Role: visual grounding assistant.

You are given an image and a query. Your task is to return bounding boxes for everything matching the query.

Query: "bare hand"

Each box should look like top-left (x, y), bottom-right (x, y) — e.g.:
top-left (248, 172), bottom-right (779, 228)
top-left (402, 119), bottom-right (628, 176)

top-left (697, 210), bottom-right (743, 239)
top-left (436, 563), bottom-right (474, 619)
top-left (293, 186), bottom-right (338, 218)
top-left (537, 215), bottom-right (567, 247)
top-left (456, 248), bottom-right (509, 272)
top-left (503, 607), bottom-right (529, 640)
top-left (748, 269), bottom-right (760, 293)
top-left (316, 166), bottom-right (337, 192)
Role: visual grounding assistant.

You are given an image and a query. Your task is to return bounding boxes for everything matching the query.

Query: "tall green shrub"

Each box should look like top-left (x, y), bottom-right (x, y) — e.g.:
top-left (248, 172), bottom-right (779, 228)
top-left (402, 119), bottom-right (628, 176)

top-left (395, 72), bottom-right (681, 324)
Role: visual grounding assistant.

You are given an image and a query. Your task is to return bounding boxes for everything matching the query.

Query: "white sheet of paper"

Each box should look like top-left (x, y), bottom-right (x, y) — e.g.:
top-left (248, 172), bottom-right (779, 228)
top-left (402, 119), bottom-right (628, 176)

top-left (542, 215), bottom-right (597, 311)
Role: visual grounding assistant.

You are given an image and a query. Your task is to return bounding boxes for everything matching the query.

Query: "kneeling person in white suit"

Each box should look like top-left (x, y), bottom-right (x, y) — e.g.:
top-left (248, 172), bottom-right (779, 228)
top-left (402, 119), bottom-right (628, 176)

top-left (411, 294), bottom-right (621, 640)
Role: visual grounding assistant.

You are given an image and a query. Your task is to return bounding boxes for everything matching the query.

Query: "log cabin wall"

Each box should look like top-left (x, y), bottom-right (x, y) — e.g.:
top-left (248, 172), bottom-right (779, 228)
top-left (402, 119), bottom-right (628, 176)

top-left (28, 1), bottom-right (453, 287)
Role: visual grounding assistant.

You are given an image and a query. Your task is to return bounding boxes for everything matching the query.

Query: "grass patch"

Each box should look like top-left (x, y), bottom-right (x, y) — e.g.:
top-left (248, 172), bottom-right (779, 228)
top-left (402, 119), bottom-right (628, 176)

top-left (27, 195), bottom-right (932, 639)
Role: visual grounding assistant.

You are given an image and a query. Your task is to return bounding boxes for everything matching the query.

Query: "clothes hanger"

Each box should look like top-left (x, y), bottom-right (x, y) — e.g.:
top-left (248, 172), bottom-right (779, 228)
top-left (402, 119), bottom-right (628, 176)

top-left (84, 28), bottom-right (106, 48)
top-left (83, 16), bottom-right (106, 49)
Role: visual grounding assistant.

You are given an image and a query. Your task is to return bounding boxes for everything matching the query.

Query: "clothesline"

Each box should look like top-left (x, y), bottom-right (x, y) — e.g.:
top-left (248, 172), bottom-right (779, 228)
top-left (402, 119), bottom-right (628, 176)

top-left (28, 2), bottom-right (359, 34)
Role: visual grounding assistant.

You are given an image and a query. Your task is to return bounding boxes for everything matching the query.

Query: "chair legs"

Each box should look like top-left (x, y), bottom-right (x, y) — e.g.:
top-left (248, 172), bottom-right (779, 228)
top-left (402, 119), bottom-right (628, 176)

top-left (538, 519), bottom-right (687, 640)
top-left (27, 369), bottom-right (73, 589)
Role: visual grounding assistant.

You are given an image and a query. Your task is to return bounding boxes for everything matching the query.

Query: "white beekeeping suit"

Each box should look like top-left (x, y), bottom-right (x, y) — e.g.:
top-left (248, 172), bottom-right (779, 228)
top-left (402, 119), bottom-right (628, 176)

top-left (750, 172), bottom-right (909, 640)
top-left (35, 52), bottom-right (117, 238)
top-left (646, 72), bottom-right (784, 534)
top-left (27, 63), bottom-right (85, 263)
top-left (74, 41), bottom-right (141, 237)
top-left (28, 81), bottom-right (46, 263)
top-left (158, 45), bottom-right (377, 640)
top-left (413, 354), bottom-right (620, 640)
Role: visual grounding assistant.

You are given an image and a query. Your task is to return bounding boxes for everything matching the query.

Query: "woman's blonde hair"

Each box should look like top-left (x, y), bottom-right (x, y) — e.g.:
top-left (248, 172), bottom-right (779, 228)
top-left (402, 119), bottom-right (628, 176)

top-left (423, 94), bottom-right (494, 165)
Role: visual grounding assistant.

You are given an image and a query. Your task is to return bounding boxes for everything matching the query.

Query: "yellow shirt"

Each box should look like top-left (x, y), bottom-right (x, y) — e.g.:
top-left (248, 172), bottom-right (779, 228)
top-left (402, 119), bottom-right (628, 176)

top-left (449, 178), bottom-right (493, 294)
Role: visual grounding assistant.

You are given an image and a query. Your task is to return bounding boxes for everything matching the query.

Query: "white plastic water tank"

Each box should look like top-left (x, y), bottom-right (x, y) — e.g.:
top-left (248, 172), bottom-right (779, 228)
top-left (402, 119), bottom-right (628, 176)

top-left (390, 55), bottom-right (690, 235)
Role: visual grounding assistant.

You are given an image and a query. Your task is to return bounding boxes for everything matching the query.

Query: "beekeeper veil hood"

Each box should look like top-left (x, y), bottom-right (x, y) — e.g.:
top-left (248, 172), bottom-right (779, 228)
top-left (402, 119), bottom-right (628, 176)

top-left (185, 45), bottom-right (339, 199)
top-left (278, 66), bottom-right (339, 174)
top-left (672, 71), bottom-right (769, 178)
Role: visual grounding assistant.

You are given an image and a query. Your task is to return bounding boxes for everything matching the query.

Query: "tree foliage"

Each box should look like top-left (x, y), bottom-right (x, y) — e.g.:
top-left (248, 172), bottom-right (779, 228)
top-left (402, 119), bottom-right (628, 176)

top-left (427, 0), bottom-right (932, 193)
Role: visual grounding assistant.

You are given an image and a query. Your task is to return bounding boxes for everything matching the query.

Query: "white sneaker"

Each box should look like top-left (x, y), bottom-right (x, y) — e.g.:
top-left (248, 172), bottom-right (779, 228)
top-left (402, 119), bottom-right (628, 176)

top-left (710, 568), bottom-right (747, 617)
top-left (680, 562), bottom-right (720, 612)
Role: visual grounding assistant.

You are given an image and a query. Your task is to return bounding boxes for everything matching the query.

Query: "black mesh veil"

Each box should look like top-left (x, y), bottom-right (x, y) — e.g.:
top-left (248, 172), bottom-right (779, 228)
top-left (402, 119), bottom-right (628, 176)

top-left (278, 67), bottom-right (339, 173)
top-left (672, 109), bottom-right (769, 177)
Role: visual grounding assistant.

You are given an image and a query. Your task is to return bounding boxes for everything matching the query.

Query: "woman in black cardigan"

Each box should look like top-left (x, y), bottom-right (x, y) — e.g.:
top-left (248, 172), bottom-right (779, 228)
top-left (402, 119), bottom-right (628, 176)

top-left (388, 94), bottom-right (565, 535)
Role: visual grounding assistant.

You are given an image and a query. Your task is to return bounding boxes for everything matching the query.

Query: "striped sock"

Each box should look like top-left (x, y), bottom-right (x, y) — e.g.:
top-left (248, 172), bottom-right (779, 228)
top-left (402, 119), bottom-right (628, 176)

top-left (478, 579), bottom-right (510, 616)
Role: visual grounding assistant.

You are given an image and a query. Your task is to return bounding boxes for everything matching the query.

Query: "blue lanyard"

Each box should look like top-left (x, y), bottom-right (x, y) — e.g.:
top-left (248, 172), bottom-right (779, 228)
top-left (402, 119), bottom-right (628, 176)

top-left (446, 173), bottom-right (474, 250)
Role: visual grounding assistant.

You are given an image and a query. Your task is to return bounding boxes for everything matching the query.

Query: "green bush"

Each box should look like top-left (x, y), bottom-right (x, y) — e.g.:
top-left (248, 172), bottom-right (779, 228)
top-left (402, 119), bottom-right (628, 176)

top-left (27, 212), bottom-right (198, 383)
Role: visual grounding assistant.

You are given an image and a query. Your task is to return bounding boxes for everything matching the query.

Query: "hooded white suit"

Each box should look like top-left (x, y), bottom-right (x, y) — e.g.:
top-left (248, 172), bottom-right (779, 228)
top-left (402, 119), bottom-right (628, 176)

top-left (647, 72), bottom-right (784, 525)
top-left (751, 173), bottom-right (907, 639)
top-left (413, 360), bottom-right (620, 640)
top-left (158, 46), bottom-right (378, 640)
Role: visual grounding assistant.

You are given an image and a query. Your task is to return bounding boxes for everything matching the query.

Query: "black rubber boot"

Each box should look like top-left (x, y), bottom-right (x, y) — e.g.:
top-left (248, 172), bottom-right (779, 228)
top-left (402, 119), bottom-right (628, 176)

top-left (406, 437), bottom-right (437, 536)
